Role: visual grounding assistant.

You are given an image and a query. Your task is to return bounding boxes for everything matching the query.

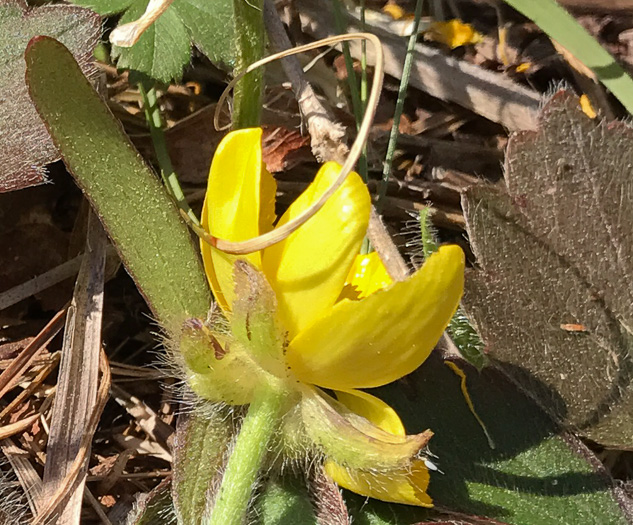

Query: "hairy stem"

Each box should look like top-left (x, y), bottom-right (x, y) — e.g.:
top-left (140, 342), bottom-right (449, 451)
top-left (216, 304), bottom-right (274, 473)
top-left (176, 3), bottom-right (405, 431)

top-left (207, 384), bottom-right (285, 525)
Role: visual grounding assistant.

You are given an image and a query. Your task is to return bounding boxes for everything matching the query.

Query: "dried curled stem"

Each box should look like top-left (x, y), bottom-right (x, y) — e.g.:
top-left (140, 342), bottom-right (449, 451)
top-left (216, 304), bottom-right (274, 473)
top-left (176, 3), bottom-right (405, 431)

top-left (195, 32), bottom-right (384, 255)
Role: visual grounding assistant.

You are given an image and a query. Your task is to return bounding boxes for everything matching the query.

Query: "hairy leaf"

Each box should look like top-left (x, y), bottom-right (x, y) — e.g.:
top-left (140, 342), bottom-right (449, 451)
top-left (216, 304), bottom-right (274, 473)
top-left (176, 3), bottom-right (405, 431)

top-left (353, 355), bottom-right (632, 524)
top-left (128, 479), bottom-right (177, 524)
top-left (258, 355), bottom-right (631, 524)
top-left (462, 91), bottom-right (633, 448)
top-left (71, 0), bottom-right (236, 83)
top-left (257, 479), bottom-right (317, 525)
top-left (172, 411), bottom-right (233, 524)
top-left (25, 36), bottom-right (210, 325)
top-left (0, 0), bottom-right (100, 192)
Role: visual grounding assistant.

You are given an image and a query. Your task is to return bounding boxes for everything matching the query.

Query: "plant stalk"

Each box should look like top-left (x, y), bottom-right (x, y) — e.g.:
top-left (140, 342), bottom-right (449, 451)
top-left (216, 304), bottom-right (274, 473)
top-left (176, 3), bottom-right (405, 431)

top-left (138, 84), bottom-right (199, 225)
top-left (376, 0), bottom-right (425, 213)
top-left (232, 0), bottom-right (266, 129)
top-left (207, 384), bottom-right (285, 525)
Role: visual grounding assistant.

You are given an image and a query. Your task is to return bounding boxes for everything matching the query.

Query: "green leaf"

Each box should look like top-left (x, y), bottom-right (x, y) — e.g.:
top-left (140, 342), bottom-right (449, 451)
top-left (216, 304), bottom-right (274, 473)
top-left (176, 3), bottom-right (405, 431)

top-left (70, 0), bottom-right (133, 16)
top-left (172, 411), bottom-right (233, 524)
top-left (0, 0), bottom-right (100, 192)
top-left (353, 355), bottom-right (631, 525)
top-left (111, 0), bottom-right (191, 85)
top-left (70, 0), bottom-right (237, 83)
top-left (174, 0), bottom-right (236, 68)
top-left (257, 479), bottom-right (317, 525)
top-left (461, 91), bottom-right (633, 448)
top-left (127, 479), bottom-right (177, 524)
top-left (25, 36), bottom-right (211, 326)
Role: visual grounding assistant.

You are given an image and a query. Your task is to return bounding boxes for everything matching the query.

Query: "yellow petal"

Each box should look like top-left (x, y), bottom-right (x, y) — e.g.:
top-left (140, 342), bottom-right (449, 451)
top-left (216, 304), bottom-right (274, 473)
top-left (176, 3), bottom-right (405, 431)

top-left (300, 387), bottom-right (431, 470)
top-left (326, 389), bottom-right (432, 507)
top-left (579, 94), bottom-right (597, 119)
top-left (324, 459), bottom-right (433, 507)
top-left (200, 128), bottom-right (277, 310)
top-left (340, 252), bottom-right (393, 301)
top-left (287, 245), bottom-right (465, 389)
top-left (261, 162), bottom-right (370, 338)
top-left (426, 19), bottom-right (482, 49)
top-left (334, 389), bottom-right (405, 436)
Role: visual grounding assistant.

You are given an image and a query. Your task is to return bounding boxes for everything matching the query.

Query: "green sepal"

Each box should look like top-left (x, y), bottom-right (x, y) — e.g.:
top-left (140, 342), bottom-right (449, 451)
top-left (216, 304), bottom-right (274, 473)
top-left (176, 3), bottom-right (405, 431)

top-left (231, 260), bottom-right (288, 380)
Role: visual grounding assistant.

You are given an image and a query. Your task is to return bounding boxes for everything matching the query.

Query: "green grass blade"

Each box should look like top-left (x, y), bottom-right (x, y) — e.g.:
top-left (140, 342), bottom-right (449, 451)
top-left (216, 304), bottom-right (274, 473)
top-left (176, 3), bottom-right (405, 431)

top-left (25, 36), bottom-right (211, 326)
top-left (503, 0), bottom-right (633, 115)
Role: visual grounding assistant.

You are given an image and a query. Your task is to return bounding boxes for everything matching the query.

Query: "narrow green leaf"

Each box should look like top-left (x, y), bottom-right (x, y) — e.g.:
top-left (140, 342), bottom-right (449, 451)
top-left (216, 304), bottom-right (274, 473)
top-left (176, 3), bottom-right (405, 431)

top-left (502, 0), bottom-right (633, 115)
top-left (231, 0), bottom-right (265, 128)
top-left (353, 355), bottom-right (631, 525)
top-left (172, 411), bottom-right (233, 524)
top-left (25, 36), bottom-right (210, 326)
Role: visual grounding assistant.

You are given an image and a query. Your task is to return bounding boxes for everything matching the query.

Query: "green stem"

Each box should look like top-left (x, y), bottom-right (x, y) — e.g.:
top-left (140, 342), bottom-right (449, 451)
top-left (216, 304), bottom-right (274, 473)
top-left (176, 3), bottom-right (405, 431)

top-left (138, 84), bottom-right (199, 225)
top-left (331, 0), bottom-right (369, 183)
top-left (376, 0), bottom-right (425, 213)
top-left (232, 0), bottom-right (265, 129)
top-left (330, 0), bottom-right (362, 126)
top-left (207, 385), bottom-right (285, 525)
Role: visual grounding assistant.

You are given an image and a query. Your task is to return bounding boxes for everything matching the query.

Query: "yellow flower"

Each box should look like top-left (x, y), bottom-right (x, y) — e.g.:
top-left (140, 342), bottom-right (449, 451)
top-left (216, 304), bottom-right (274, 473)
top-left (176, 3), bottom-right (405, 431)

top-left (186, 128), bottom-right (464, 507)
top-left (425, 19), bottom-right (483, 49)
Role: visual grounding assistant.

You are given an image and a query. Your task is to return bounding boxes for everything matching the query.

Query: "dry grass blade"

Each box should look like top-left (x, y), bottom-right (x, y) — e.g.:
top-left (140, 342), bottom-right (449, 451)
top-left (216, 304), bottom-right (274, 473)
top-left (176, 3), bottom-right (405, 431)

top-left (367, 208), bottom-right (409, 281)
top-left (1, 438), bottom-right (44, 515)
top-left (109, 0), bottom-right (176, 47)
top-left (39, 212), bottom-right (107, 524)
top-left (0, 353), bottom-right (59, 420)
top-left (0, 255), bottom-right (82, 311)
top-left (110, 383), bottom-right (174, 454)
top-left (0, 413), bottom-right (41, 440)
top-left (33, 349), bottom-right (111, 525)
top-left (263, 0), bottom-right (348, 164)
top-left (0, 308), bottom-right (67, 400)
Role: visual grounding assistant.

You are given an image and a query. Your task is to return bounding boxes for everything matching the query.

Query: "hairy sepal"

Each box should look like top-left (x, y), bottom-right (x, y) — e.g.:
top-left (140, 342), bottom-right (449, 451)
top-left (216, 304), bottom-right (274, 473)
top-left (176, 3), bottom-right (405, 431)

top-left (300, 387), bottom-right (432, 471)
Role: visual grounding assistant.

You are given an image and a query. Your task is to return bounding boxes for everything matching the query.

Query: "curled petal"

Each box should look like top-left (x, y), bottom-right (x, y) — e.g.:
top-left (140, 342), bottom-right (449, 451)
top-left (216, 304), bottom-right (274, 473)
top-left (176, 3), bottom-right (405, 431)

top-left (334, 389), bottom-right (405, 436)
top-left (300, 387), bottom-right (431, 470)
top-left (326, 388), bottom-right (432, 507)
top-left (324, 459), bottom-right (432, 507)
top-left (200, 128), bottom-right (277, 310)
top-left (287, 245), bottom-right (465, 389)
top-left (262, 163), bottom-right (370, 338)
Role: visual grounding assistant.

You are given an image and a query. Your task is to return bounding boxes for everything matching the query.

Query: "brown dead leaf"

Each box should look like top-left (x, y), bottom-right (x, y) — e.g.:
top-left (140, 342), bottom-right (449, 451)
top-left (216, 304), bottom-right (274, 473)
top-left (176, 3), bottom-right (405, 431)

top-left (261, 125), bottom-right (312, 172)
